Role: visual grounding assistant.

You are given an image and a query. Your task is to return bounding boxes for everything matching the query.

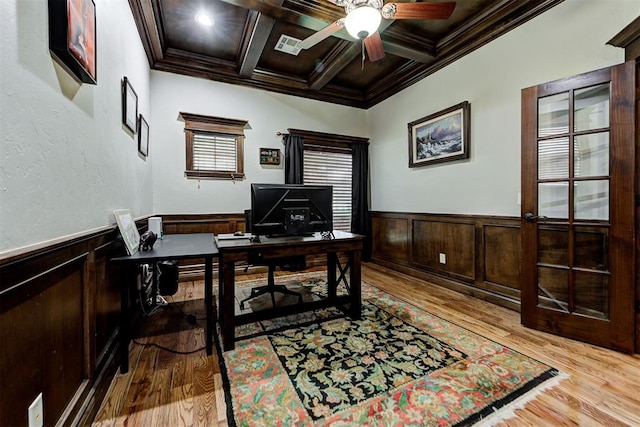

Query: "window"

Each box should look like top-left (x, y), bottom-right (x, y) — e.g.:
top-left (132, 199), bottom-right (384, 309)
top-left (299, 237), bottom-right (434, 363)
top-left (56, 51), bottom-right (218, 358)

top-left (304, 149), bottom-right (352, 231)
top-left (179, 112), bottom-right (247, 180)
top-left (289, 129), bottom-right (368, 233)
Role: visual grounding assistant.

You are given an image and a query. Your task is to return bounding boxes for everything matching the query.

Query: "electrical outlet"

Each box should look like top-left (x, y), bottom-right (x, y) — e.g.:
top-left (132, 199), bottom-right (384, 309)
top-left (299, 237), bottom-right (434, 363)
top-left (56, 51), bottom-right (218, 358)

top-left (439, 253), bottom-right (446, 264)
top-left (28, 393), bottom-right (43, 427)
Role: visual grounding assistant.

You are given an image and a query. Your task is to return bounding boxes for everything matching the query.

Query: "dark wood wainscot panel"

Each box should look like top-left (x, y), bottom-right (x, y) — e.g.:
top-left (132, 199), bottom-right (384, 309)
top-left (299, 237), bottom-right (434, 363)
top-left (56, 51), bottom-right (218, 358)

top-left (482, 224), bottom-right (521, 299)
top-left (160, 213), bottom-right (246, 280)
top-left (371, 212), bottom-right (521, 311)
top-left (162, 213), bottom-right (246, 235)
top-left (0, 227), bottom-right (128, 426)
top-left (411, 219), bottom-right (475, 282)
top-left (372, 215), bottom-right (410, 265)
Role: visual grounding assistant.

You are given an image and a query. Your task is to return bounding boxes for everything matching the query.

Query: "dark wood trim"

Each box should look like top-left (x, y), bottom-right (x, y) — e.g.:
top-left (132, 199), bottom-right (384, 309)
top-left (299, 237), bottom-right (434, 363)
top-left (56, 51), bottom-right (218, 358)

top-left (287, 128), bottom-right (369, 146)
top-left (607, 16), bottom-right (640, 62)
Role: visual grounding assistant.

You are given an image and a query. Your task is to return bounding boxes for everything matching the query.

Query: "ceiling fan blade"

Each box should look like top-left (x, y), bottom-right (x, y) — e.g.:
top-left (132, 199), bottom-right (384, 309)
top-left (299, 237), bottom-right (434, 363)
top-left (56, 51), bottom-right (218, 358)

top-left (364, 32), bottom-right (385, 62)
top-left (297, 20), bottom-right (345, 50)
top-left (382, 2), bottom-right (456, 20)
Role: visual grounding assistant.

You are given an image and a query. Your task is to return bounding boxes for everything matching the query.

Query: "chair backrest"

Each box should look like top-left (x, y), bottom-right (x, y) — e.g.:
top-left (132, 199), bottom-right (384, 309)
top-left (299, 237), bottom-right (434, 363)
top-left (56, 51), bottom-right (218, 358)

top-left (244, 209), bottom-right (252, 233)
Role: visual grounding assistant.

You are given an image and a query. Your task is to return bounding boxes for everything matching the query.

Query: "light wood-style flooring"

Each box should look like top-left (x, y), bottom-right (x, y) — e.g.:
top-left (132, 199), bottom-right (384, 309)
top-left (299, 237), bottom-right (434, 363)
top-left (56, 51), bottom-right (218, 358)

top-left (92, 264), bottom-right (640, 426)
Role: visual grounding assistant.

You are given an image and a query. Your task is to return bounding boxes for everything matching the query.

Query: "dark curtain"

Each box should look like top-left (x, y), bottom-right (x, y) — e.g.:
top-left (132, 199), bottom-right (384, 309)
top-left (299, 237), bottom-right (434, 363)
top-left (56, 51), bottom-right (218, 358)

top-left (283, 133), bottom-right (306, 270)
top-left (284, 134), bottom-right (304, 184)
top-left (351, 142), bottom-right (372, 261)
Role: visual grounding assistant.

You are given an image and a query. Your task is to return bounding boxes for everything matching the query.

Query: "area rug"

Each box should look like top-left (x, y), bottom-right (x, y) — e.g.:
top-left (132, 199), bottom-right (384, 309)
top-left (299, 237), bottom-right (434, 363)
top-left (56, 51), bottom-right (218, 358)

top-left (217, 272), bottom-right (565, 426)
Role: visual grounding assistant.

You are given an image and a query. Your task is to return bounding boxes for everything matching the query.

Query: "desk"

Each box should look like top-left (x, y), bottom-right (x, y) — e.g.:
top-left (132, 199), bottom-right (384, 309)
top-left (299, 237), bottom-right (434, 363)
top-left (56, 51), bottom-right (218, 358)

top-left (215, 231), bottom-right (363, 351)
top-left (111, 233), bottom-right (218, 373)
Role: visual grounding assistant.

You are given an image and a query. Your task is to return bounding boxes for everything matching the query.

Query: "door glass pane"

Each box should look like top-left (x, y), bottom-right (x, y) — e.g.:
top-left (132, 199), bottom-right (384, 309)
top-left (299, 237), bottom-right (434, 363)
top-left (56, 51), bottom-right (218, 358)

top-left (538, 138), bottom-right (569, 179)
top-left (574, 272), bottom-right (609, 319)
top-left (574, 83), bottom-right (610, 132)
top-left (539, 182), bottom-right (568, 219)
top-left (575, 226), bottom-right (608, 271)
top-left (574, 133), bottom-right (609, 178)
top-left (575, 180), bottom-right (609, 221)
top-left (538, 225), bottom-right (568, 266)
top-left (538, 92), bottom-right (569, 137)
top-left (537, 266), bottom-right (569, 312)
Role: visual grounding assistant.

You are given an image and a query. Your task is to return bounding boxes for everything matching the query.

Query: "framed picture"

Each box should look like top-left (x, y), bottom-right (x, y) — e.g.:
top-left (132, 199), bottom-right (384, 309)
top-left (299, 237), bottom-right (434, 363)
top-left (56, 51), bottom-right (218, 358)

top-left (260, 148), bottom-right (281, 165)
top-left (408, 101), bottom-right (470, 168)
top-left (138, 115), bottom-right (149, 157)
top-left (122, 77), bottom-right (138, 133)
top-left (48, 0), bottom-right (97, 84)
top-left (113, 209), bottom-right (140, 255)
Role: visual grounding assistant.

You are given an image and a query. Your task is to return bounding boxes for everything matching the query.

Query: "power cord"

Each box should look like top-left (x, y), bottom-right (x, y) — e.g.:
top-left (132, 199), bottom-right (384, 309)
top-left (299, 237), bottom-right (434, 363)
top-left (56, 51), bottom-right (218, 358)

top-left (132, 338), bottom-right (205, 355)
top-left (165, 295), bottom-right (207, 325)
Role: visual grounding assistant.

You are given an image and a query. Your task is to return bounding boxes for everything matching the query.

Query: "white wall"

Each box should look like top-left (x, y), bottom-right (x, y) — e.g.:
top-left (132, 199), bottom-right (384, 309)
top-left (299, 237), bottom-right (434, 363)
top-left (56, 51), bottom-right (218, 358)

top-left (367, 0), bottom-right (639, 216)
top-left (150, 71), bottom-right (367, 214)
top-left (0, 0), bottom-right (152, 253)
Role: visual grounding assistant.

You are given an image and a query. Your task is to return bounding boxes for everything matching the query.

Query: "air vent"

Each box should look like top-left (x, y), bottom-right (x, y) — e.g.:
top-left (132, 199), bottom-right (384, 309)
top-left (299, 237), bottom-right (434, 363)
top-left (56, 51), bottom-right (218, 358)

top-left (274, 35), bottom-right (302, 56)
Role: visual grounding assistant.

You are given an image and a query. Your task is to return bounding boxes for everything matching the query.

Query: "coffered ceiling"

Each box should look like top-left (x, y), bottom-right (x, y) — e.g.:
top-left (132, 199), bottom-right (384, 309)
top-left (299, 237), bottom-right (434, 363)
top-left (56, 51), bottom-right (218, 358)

top-left (128, 0), bottom-right (563, 109)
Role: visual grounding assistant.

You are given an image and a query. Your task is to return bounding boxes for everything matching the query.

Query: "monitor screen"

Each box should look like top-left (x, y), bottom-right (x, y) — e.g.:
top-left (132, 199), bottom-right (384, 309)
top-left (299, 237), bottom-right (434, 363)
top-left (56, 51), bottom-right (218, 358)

top-left (250, 183), bottom-right (333, 236)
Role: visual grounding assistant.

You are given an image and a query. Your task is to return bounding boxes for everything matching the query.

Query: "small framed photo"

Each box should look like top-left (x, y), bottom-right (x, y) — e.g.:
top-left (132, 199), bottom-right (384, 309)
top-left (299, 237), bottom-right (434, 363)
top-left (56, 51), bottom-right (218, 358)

top-left (260, 148), bottom-right (281, 165)
top-left (48, 0), bottom-right (97, 84)
top-left (113, 209), bottom-right (140, 256)
top-left (408, 101), bottom-right (470, 168)
top-left (138, 114), bottom-right (149, 157)
top-left (122, 77), bottom-right (138, 133)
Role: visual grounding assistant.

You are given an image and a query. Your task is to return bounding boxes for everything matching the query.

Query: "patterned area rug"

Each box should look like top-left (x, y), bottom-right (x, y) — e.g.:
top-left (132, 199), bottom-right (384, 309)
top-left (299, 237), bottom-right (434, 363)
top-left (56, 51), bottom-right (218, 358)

top-left (217, 272), bottom-right (565, 426)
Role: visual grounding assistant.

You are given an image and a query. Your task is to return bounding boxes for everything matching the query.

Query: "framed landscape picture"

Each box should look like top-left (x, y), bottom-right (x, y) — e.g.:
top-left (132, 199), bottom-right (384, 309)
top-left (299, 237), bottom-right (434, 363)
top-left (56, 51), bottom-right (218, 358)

top-left (48, 0), bottom-right (97, 84)
top-left (408, 101), bottom-right (470, 168)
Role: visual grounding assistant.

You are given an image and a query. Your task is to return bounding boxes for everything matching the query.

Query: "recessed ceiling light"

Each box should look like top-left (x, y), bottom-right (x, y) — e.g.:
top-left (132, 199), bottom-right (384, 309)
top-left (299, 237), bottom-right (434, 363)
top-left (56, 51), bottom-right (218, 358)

top-left (195, 13), bottom-right (213, 27)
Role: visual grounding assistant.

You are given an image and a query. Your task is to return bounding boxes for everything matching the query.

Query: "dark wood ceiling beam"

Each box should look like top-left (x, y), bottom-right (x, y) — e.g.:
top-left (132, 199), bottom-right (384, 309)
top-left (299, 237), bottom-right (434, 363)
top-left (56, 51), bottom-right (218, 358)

top-left (239, 0), bottom-right (284, 77)
top-left (308, 19), bottom-right (395, 90)
top-left (308, 41), bottom-right (360, 90)
top-left (215, 0), bottom-right (343, 35)
top-left (216, 0), bottom-right (436, 63)
top-left (239, 12), bottom-right (278, 77)
top-left (382, 41), bottom-right (434, 63)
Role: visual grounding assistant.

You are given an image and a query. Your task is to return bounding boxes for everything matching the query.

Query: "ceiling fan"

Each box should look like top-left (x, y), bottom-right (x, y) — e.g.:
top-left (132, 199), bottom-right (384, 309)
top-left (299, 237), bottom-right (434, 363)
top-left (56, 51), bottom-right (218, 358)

top-left (297, 0), bottom-right (456, 62)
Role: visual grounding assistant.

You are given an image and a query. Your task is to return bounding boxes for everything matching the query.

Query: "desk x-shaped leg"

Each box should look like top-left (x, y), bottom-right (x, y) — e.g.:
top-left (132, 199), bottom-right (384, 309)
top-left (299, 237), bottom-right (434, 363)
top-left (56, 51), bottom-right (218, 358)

top-left (336, 258), bottom-right (351, 293)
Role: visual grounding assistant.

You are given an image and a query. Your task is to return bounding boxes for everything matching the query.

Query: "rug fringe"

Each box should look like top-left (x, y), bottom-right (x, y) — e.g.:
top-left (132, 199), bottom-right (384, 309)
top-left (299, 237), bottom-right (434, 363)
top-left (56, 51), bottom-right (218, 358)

top-left (473, 372), bottom-right (569, 426)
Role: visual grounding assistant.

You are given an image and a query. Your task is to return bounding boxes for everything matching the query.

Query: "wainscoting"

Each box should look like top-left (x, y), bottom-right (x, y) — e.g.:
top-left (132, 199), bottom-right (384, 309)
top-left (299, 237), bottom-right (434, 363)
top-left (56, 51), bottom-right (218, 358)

top-left (0, 227), bottom-right (131, 426)
top-left (371, 211), bottom-right (522, 311)
top-left (0, 213), bottom-right (298, 426)
top-left (0, 210), bottom-right (572, 425)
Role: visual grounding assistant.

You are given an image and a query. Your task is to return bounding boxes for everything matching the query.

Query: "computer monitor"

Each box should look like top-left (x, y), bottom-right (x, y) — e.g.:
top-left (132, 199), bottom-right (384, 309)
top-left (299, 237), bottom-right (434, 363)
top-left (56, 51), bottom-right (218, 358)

top-left (250, 183), bottom-right (333, 237)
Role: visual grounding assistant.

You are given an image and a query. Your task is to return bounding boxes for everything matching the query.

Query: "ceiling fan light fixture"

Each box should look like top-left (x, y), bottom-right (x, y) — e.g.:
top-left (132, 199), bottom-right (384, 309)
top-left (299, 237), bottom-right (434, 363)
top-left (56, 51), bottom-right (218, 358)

top-left (344, 6), bottom-right (381, 40)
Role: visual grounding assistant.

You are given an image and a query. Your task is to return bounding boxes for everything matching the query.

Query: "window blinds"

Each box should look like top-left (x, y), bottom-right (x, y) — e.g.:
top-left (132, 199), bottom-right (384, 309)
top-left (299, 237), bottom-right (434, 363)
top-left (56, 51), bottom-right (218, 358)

top-left (193, 133), bottom-right (237, 172)
top-left (304, 150), bottom-right (352, 232)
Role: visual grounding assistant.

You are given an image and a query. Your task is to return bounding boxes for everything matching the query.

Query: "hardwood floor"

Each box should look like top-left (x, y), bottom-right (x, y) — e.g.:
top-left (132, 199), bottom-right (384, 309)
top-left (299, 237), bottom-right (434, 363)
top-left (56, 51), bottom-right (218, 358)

top-left (92, 263), bottom-right (640, 426)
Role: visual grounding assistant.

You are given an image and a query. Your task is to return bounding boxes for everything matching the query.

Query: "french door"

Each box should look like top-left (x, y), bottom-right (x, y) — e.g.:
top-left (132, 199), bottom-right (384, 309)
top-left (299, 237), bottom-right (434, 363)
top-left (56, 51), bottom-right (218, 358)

top-left (521, 62), bottom-right (635, 352)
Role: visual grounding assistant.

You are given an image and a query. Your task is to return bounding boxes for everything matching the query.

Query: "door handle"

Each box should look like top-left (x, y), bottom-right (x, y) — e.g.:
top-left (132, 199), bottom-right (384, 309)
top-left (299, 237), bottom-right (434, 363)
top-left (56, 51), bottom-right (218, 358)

top-left (523, 212), bottom-right (547, 221)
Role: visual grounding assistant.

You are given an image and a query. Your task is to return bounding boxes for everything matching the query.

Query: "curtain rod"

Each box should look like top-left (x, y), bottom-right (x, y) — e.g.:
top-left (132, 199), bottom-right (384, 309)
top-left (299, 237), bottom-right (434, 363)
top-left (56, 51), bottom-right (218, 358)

top-left (275, 131), bottom-right (288, 137)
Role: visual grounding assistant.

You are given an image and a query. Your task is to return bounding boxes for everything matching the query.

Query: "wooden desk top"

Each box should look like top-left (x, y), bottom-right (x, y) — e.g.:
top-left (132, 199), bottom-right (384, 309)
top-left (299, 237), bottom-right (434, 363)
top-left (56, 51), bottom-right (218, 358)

top-left (111, 233), bottom-right (218, 263)
top-left (214, 230), bottom-right (363, 252)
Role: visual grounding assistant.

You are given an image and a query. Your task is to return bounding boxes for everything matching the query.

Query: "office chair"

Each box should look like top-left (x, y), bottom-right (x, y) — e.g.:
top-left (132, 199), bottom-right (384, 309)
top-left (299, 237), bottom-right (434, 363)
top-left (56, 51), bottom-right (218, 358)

top-left (239, 210), bottom-right (304, 309)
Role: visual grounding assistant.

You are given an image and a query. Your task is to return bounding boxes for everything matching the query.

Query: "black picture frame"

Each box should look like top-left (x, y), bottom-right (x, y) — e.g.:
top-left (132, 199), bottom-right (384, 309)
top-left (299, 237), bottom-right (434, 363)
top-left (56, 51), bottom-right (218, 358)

top-left (408, 101), bottom-right (470, 168)
top-left (48, 0), bottom-right (97, 84)
top-left (122, 77), bottom-right (138, 133)
top-left (138, 115), bottom-right (149, 157)
top-left (259, 148), bottom-right (281, 165)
